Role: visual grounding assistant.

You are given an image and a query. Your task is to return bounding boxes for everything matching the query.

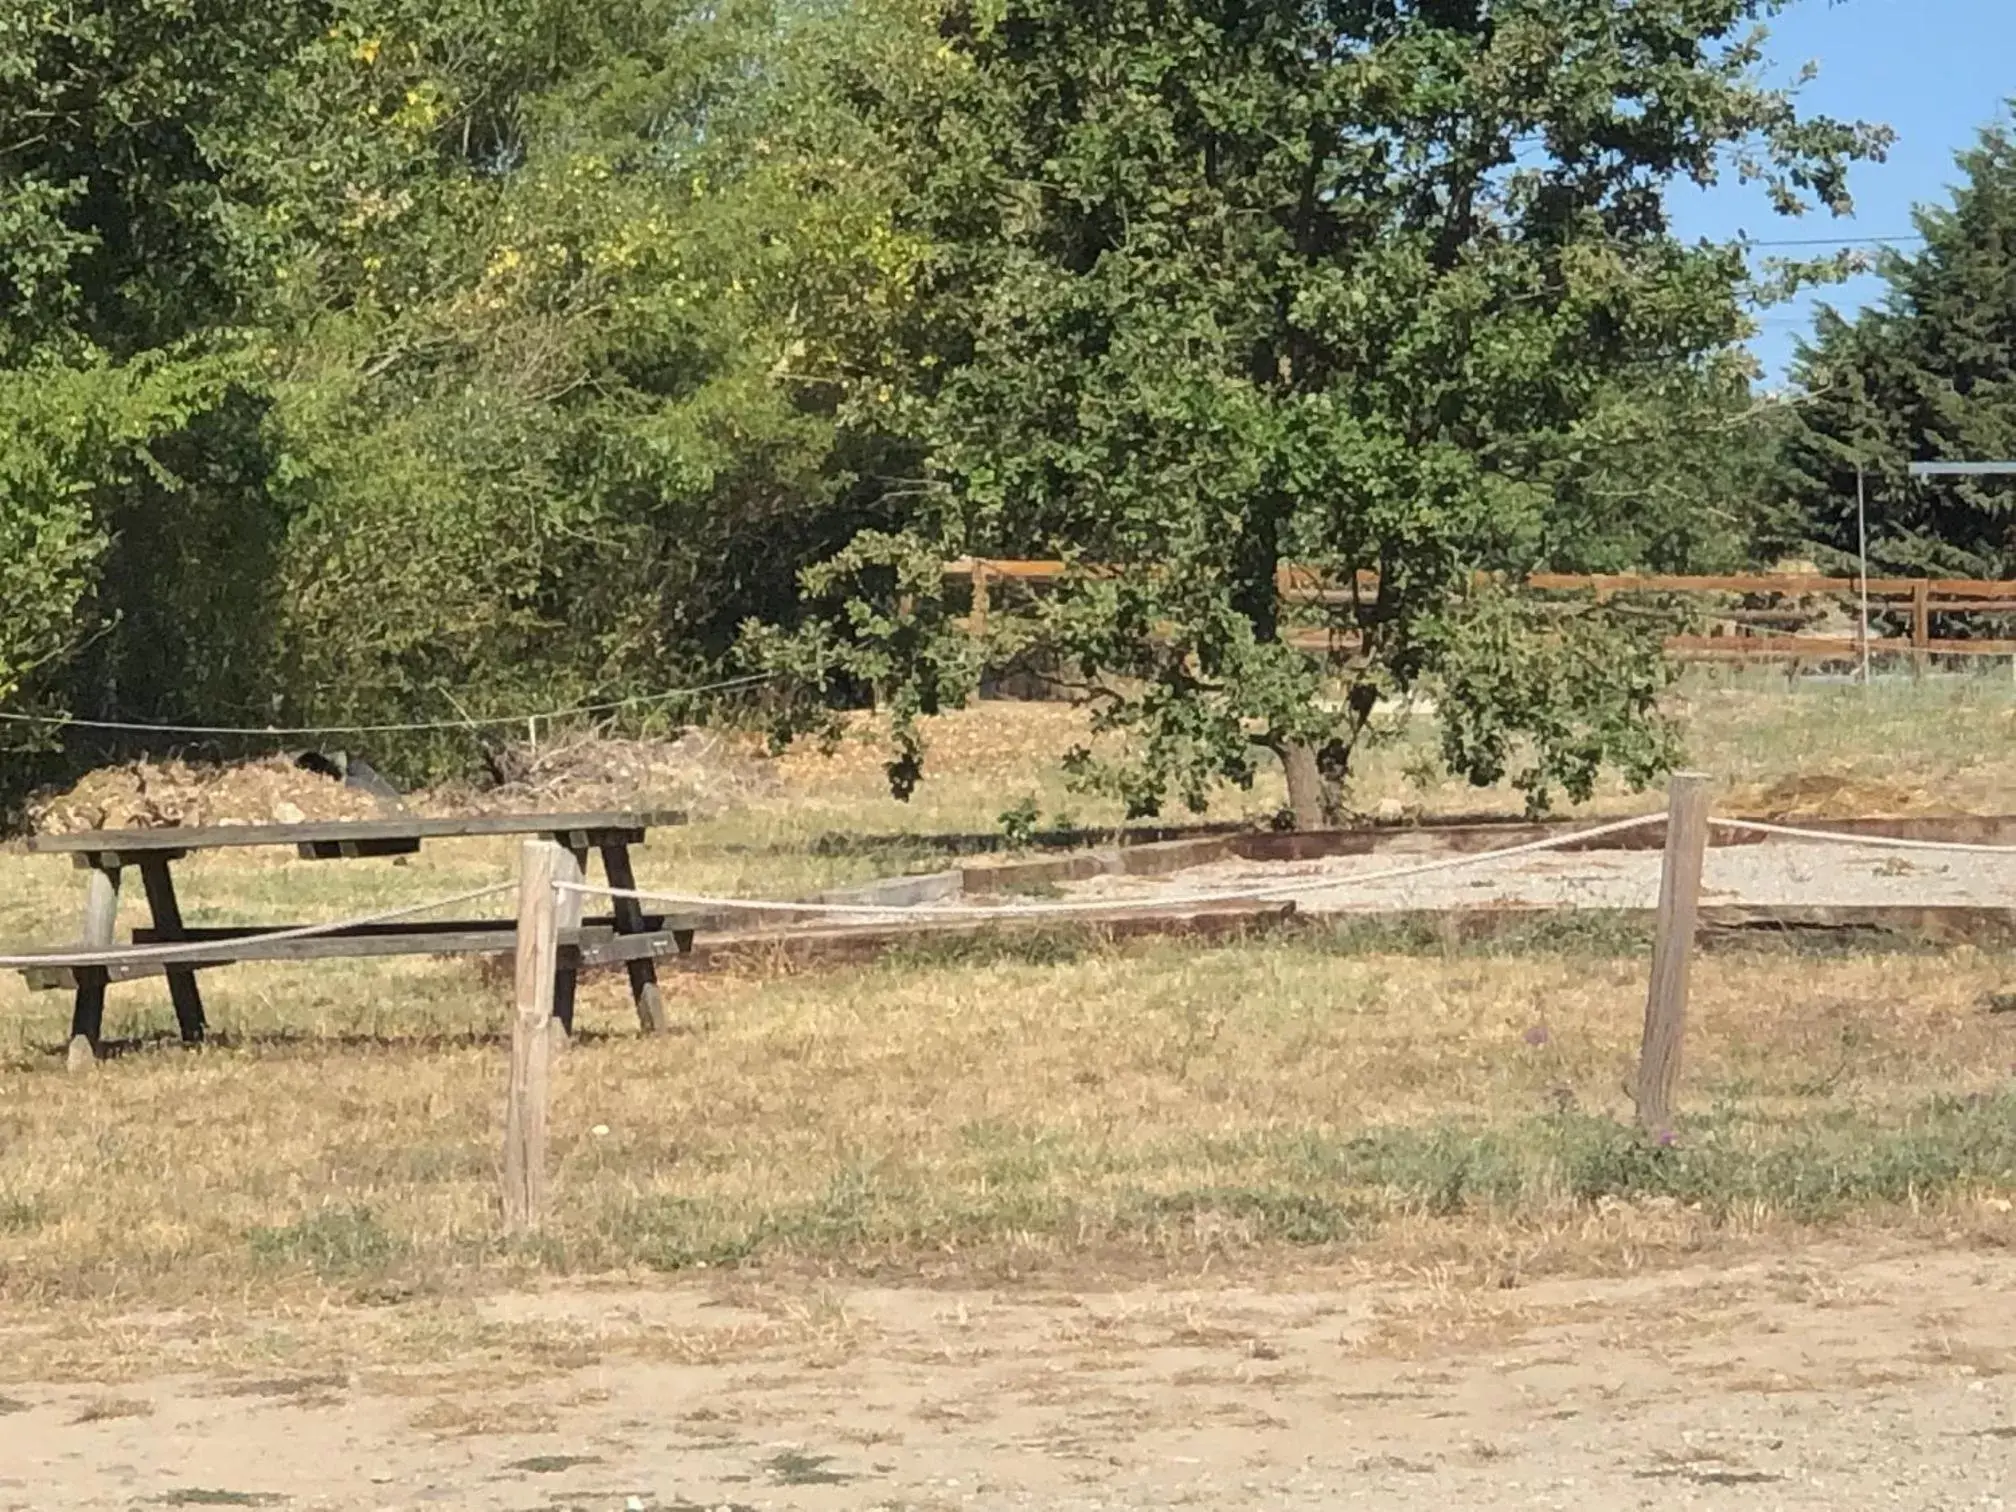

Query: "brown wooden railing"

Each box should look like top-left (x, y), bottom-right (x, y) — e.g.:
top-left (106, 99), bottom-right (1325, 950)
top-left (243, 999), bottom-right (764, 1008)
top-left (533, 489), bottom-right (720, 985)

top-left (941, 559), bottom-right (2016, 663)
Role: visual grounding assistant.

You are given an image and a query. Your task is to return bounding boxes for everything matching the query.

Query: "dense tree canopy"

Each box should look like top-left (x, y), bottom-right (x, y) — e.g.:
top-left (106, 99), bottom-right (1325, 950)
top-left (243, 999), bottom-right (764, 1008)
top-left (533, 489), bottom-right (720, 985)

top-left (0, 0), bottom-right (1920, 825)
top-left (1785, 116), bottom-right (2016, 577)
top-left (0, 0), bottom-right (909, 793)
top-left (756, 0), bottom-right (1884, 820)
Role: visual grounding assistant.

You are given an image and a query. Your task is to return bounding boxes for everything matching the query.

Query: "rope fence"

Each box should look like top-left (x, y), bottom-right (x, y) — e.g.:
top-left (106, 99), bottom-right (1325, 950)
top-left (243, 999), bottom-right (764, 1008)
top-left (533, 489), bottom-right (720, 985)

top-left (0, 672), bottom-right (774, 740)
top-left (13, 795), bottom-right (2013, 1234)
top-left (551, 811), bottom-right (2016, 926)
top-left (1710, 817), bottom-right (2016, 854)
top-left (553, 811), bottom-right (1674, 921)
top-left (0, 883), bottom-right (518, 971)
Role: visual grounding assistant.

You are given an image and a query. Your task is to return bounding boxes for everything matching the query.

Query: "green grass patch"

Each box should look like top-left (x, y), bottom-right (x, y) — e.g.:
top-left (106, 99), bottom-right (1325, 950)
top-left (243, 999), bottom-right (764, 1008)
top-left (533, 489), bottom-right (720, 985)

top-left (597, 1092), bottom-right (2016, 1272)
top-left (248, 1207), bottom-right (402, 1278)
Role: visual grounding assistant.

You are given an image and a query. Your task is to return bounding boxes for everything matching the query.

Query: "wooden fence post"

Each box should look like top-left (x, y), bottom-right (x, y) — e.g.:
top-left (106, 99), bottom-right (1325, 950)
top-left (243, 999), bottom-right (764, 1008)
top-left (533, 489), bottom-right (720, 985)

top-left (503, 840), bottom-right (559, 1234)
top-left (1912, 579), bottom-right (1931, 679)
top-left (970, 559), bottom-right (991, 636)
top-left (1635, 772), bottom-right (1711, 1135)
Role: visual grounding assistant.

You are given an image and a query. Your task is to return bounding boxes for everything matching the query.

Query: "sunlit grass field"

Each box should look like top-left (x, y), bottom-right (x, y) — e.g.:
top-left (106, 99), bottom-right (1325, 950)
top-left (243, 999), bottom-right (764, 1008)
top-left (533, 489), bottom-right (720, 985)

top-left (3, 668), bottom-right (2015, 1377)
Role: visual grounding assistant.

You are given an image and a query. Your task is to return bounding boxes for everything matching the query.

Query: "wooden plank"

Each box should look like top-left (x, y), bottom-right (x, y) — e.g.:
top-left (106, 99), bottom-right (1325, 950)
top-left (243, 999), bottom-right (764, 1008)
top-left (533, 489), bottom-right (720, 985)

top-left (1635, 774), bottom-right (1710, 1133)
top-left (297, 837), bottom-right (424, 860)
top-left (960, 851), bottom-right (1117, 894)
top-left (597, 841), bottom-right (668, 1034)
top-left (1235, 813), bottom-right (2016, 860)
top-left (1665, 634), bottom-right (2016, 658)
top-left (813, 871), bottom-right (967, 907)
top-left (963, 836), bottom-right (1241, 895)
top-left (137, 858), bottom-right (206, 1045)
top-left (67, 848), bottom-right (188, 871)
top-left (17, 922), bottom-right (660, 988)
top-left (549, 846), bottom-right (586, 1034)
top-left (946, 559), bottom-right (2016, 599)
top-left (1231, 822), bottom-right (1668, 862)
top-left (123, 913), bottom-right (659, 946)
top-left (25, 810), bottom-right (686, 856)
top-left (1719, 815), bottom-right (2016, 846)
top-left (660, 901), bottom-right (1301, 971)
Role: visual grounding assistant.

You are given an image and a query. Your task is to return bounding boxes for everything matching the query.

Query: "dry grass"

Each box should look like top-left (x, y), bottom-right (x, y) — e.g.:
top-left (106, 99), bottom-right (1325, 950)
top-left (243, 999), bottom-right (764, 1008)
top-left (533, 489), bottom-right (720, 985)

top-left (3, 936), bottom-right (2013, 1312)
top-left (3, 674), bottom-right (2016, 1379)
top-left (70, 1394), bottom-right (153, 1423)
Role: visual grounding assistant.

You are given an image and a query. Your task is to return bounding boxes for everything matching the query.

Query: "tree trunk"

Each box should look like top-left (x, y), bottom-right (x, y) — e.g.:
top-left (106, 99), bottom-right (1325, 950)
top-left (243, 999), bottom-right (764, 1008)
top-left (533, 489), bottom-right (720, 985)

top-left (1281, 741), bottom-right (1336, 831)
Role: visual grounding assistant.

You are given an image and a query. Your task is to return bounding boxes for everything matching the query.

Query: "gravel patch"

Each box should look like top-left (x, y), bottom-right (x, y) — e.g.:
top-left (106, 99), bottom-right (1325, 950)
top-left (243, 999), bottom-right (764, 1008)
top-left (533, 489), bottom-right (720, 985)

top-left (1056, 838), bottom-right (2016, 914)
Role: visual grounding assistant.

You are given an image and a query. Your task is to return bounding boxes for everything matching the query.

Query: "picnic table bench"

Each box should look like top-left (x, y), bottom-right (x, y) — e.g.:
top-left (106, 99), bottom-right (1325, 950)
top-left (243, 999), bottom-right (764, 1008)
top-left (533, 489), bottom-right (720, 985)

top-left (8, 811), bottom-right (689, 1058)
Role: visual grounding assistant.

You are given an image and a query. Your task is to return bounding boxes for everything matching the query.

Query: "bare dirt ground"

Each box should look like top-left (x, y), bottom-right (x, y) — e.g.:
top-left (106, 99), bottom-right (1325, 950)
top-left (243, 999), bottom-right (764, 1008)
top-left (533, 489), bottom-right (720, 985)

top-left (8, 1238), bottom-right (2016, 1511)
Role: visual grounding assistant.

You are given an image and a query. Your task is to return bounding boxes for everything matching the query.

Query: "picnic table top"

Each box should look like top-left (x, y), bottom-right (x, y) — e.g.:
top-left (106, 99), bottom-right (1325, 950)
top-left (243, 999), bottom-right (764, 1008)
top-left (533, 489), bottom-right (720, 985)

top-left (24, 810), bottom-right (687, 856)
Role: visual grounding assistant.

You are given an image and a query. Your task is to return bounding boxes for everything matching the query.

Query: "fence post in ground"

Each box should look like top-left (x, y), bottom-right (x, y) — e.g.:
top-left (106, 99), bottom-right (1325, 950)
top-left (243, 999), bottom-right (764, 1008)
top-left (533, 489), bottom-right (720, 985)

top-left (970, 559), bottom-right (990, 636)
top-left (1912, 580), bottom-right (1931, 679)
top-left (1635, 772), bottom-right (1711, 1135)
top-left (503, 839), bottom-right (559, 1234)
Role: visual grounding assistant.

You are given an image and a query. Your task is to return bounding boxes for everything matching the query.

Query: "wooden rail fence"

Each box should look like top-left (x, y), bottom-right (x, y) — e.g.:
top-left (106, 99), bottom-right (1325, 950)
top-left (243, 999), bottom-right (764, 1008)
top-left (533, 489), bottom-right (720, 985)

top-left (943, 559), bottom-right (2016, 664)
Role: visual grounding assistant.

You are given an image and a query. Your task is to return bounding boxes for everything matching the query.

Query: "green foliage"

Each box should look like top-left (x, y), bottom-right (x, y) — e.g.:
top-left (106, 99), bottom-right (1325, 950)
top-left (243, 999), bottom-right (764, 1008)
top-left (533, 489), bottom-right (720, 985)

top-left (0, 357), bottom-right (242, 739)
top-left (997, 793), bottom-right (1041, 847)
top-left (223, 0), bottom-right (920, 772)
top-left (759, 0), bottom-right (1885, 820)
top-left (743, 529), bottom-right (980, 795)
top-left (0, 0), bottom-right (921, 792)
top-left (1785, 119), bottom-right (2016, 576)
top-left (1428, 586), bottom-right (1680, 810)
top-left (0, 0), bottom-right (1893, 819)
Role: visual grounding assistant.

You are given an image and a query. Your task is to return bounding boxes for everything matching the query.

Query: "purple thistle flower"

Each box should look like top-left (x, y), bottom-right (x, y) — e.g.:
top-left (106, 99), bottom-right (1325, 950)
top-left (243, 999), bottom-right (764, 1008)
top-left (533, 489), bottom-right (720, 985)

top-left (1656, 1129), bottom-right (1679, 1148)
top-left (1523, 1024), bottom-right (1551, 1047)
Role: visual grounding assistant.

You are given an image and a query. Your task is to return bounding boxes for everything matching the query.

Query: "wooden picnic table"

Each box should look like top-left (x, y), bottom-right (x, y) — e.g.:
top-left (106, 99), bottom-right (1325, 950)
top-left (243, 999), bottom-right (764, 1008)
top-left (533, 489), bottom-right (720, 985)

top-left (12, 811), bottom-right (687, 1057)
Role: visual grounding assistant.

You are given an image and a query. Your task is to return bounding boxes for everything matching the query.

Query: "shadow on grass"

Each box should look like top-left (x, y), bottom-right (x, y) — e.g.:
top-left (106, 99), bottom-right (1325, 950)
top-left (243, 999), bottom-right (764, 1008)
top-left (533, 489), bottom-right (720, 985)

top-left (30, 1025), bottom-right (651, 1062)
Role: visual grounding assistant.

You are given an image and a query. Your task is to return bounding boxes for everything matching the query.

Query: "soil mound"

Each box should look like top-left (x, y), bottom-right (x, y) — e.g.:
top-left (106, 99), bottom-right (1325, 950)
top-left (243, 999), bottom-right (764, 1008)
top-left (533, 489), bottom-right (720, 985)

top-left (27, 756), bottom-right (389, 834)
top-left (1725, 771), bottom-right (1964, 820)
top-left (426, 730), bottom-right (779, 818)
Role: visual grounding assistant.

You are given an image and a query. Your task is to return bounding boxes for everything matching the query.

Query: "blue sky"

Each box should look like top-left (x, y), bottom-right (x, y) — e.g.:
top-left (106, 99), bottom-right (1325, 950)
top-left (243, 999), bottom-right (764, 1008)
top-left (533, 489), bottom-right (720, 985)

top-left (1665, 0), bottom-right (2016, 386)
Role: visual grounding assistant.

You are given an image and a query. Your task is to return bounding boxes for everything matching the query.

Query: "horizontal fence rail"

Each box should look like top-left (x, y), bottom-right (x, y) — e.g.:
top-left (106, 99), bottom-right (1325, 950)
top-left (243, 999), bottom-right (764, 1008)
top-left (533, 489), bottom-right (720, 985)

top-left (943, 559), bottom-right (2016, 663)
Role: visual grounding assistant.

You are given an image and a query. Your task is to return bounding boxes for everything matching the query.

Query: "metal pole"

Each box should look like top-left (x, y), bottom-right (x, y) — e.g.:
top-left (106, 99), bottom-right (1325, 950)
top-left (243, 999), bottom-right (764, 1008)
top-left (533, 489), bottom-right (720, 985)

top-left (1856, 463), bottom-right (1872, 687)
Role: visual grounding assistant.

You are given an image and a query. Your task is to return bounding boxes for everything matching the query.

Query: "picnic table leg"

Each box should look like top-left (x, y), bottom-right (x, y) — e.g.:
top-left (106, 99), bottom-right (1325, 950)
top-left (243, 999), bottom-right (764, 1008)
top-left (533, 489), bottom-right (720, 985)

top-left (68, 862), bottom-right (122, 1068)
top-left (551, 845), bottom-right (587, 1036)
top-left (137, 858), bottom-right (207, 1045)
top-left (598, 841), bottom-right (669, 1034)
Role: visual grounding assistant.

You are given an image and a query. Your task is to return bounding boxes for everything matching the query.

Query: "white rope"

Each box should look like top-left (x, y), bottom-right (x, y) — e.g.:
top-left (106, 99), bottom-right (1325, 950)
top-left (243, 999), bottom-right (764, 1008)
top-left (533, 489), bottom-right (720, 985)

top-left (0, 673), bottom-right (773, 739)
top-left (1710, 816), bottom-right (2016, 856)
top-left (556, 811), bottom-right (1670, 921)
top-left (0, 882), bottom-right (518, 970)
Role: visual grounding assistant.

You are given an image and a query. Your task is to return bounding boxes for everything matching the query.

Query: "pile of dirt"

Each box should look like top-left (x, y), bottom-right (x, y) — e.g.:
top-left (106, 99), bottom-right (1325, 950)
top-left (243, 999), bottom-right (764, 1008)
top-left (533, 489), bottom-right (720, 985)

top-left (21, 731), bottom-right (780, 836)
top-left (26, 756), bottom-right (392, 835)
top-left (426, 730), bottom-right (781, 818)
top-left (1723, 771), bottom-right (1964, 820)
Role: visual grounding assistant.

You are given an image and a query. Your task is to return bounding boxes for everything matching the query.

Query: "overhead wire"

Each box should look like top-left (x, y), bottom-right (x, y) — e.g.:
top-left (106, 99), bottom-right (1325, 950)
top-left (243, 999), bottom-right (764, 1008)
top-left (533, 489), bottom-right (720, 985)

top-left (0, 673), bottom-right (775, 740)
